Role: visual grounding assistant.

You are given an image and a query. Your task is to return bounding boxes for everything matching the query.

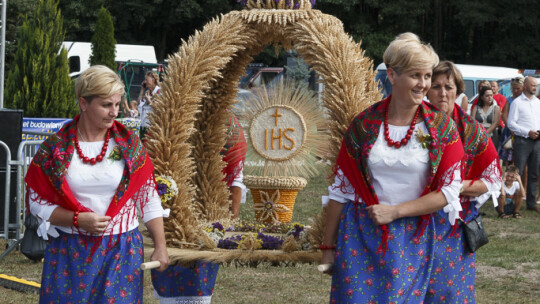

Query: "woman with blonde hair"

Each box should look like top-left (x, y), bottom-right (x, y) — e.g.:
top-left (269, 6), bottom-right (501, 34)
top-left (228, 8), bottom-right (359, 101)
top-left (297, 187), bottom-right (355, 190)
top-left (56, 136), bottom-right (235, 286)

top-left (26, 65), bottom-right (169, 303)
top-left (138, 70), bottom-right (161, 140)
top-left (321, 33), bottom-right (464, 303)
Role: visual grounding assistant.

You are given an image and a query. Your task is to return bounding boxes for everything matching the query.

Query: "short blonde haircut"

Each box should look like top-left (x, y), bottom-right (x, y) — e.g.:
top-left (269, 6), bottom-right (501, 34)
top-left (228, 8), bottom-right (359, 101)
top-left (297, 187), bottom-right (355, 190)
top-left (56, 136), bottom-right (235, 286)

top-left (75, 65), bottom-right (125, 101)
top-left (383, 32), bottom-right (439, 74)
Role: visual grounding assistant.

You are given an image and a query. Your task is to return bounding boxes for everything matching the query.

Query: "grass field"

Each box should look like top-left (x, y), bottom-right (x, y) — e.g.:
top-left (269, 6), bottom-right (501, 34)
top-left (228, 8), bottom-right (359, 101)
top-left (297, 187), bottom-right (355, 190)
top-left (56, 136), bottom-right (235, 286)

top-left (1, 164), bottom-right (539, 303)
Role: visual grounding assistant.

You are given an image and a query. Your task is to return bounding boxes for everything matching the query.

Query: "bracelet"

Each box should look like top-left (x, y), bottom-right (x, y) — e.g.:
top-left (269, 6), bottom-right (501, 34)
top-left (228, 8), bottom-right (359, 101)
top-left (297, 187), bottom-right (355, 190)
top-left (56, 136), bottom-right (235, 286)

top-left (319, 244), bottom-right (336, 250)
top-left (73, 211), bottom-right (79, 228)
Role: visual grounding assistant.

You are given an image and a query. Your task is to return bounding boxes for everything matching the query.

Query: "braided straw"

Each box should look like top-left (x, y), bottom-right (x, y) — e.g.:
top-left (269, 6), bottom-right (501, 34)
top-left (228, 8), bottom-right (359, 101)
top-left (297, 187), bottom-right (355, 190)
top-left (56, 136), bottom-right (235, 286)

top-left (243, 0), bottom-right (314, 10)
top-left (243, 175), bottom-right (307, 189)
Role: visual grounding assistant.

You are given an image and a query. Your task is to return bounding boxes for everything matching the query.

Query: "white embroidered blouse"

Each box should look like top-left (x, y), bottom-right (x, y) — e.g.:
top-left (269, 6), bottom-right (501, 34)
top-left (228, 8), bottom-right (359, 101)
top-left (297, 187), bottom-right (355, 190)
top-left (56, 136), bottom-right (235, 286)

top-left (322, 122), bottom-right (463, 223)
top-left (28, 138), bottom-right (168, 240)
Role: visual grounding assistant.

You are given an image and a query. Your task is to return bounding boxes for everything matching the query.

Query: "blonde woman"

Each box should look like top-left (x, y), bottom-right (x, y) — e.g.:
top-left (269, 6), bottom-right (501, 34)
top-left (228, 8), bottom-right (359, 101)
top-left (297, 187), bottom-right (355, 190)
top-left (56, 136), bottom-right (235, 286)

top-left (138, 71), bottom-right (161, 140)
top-left (321, 33), bottom-right (464, 303)
top-left (26, 65), bottom-right (169, 303)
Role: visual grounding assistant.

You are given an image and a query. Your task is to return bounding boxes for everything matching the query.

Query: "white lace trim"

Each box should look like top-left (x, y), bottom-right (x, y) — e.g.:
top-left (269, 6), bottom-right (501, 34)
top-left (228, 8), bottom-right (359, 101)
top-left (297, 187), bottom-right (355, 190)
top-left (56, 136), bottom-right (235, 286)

top-left (154, 290), bottom-right (212, 304)
top-left (441, 164), bottom-right (463, 224)
top-left (369, 123), bottom-right (429, 167)
top-left (473, 159), bottom-right (502, 208)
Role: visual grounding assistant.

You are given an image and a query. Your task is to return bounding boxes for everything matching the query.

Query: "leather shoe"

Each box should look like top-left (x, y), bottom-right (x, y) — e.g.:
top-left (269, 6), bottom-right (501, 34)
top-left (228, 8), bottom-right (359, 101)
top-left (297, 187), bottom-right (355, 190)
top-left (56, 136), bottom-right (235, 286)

top-left (526, 206), bottom-right (540, 213)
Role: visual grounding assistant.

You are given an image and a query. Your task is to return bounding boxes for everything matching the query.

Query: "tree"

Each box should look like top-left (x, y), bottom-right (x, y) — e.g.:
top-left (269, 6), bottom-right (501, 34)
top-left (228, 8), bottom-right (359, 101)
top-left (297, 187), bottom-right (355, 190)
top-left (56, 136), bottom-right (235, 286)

top-left (4, 0), bottom-right (38, 73)
top-left (89, 6), bottom-right (116, 70)
top-left (4, 0), bottom-right (77, 118)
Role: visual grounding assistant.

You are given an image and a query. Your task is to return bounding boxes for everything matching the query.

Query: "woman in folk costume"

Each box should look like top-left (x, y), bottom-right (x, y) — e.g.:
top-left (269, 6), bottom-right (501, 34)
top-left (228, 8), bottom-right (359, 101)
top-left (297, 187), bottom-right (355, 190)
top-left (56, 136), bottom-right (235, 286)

top-left (320, 33), bottom-right (464, 304)
top-left (151, 112), bottom-right (247, 304)
top-left (424, 61), bottom-right (501, 304)
top-left (26, 65), bottom-right (169, 304)
top-left (221, 112), bottom-right (248, 218)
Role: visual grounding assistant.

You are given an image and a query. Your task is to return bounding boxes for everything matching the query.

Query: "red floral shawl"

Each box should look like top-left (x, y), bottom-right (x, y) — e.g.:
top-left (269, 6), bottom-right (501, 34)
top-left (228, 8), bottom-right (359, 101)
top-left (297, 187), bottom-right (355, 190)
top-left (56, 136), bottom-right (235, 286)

top-left (25, 115), bottom-right (155, 240)
top-left (221, 113), bottom-right (247, 187)
top-left (335, 96), bottom-right (464, 254)
top-left (451, 104), bottom-right (500, 219)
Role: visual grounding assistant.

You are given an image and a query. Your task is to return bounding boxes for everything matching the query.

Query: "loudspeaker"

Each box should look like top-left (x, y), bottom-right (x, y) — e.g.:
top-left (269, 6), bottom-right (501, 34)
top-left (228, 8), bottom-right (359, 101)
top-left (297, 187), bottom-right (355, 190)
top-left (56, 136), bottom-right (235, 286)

top-left (0, 169), bottom-right (17, 236)
top-left (0, 109), bottom-right (23, 166)
top-left (0, 109), bottom-right (23, 237)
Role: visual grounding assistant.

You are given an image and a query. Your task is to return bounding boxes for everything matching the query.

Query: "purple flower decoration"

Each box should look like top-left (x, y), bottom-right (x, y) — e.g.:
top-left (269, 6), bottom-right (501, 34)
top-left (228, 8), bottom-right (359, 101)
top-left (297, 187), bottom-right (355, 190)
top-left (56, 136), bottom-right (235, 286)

top-left (212, 222), bottom-right (225, 232)
top-left (258, 233), bottom-right (283, 249)
top-left (157, 183), bottom-right (168, 196)
top-left (218, 235), bottom-right (242, 249)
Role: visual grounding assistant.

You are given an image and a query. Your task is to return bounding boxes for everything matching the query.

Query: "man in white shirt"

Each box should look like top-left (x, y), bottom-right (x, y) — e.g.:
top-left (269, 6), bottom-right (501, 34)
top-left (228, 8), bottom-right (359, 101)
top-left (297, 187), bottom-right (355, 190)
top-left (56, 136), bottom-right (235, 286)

top-left (507, 76), bottom-right (540, 212)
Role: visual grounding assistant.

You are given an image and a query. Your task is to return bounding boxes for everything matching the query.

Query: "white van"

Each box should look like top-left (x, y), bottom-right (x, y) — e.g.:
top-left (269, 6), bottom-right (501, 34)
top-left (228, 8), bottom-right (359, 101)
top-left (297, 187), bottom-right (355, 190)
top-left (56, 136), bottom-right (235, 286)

top-left (454, 64), bottom-right (521, 99)
top-left (61, 41), bottom-right (158, 78)
top-left (375, 63), bottom-right (521, 103)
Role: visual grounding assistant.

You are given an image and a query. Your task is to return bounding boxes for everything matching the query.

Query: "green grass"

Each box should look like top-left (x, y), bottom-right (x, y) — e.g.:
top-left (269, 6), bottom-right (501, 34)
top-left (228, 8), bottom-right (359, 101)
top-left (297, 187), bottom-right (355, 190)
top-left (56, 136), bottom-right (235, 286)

top-left (1, 164), bottom-right (540, 303)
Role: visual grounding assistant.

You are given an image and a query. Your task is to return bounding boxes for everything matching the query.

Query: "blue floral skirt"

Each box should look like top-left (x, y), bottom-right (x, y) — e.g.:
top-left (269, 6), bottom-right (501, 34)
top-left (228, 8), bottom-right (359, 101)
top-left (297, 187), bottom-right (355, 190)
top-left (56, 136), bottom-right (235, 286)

top-left (424, 207), bottom-right (477, 304)
top-left (151, 261), bottom-right (219, 304)
top-left (330, 201), bottom-right (436, 304)
top-left (39, 229), bottom-right (144, 304)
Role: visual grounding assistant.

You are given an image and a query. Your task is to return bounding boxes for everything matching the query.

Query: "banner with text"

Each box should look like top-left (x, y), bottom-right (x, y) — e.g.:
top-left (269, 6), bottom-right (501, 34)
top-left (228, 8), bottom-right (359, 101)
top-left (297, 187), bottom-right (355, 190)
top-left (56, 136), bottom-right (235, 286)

top-left (22, 118), bottom-right (141, 141)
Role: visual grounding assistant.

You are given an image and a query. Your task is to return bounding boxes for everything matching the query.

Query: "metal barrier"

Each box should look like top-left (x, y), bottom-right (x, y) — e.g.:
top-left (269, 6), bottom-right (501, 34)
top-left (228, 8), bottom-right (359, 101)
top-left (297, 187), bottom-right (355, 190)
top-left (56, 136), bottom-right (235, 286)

top-left (0, 140), bottom-right (12, 240)
top-left (0, 132), bottom-right (49, 260)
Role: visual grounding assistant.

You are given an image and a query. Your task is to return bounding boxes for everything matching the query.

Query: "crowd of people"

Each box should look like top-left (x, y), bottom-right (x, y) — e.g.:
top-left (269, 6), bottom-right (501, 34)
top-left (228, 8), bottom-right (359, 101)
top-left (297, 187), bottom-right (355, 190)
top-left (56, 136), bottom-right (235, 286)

top-left (23, 30), bottom-right (538, 303)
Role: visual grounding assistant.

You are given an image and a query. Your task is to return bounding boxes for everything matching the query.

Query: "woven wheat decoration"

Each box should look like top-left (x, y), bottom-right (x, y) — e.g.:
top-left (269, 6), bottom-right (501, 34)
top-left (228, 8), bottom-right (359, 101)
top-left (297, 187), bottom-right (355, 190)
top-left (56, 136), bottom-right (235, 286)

top-left (144, 0), bottom-right (381, 264)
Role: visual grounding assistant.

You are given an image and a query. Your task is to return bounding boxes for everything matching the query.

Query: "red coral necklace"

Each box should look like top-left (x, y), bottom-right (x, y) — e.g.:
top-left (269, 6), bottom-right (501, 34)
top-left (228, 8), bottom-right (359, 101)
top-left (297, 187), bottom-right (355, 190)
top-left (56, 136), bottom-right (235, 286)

top-left (383, 101), bottom-right (421, 149)
top-left (75, 126), bottom-right (111, 165)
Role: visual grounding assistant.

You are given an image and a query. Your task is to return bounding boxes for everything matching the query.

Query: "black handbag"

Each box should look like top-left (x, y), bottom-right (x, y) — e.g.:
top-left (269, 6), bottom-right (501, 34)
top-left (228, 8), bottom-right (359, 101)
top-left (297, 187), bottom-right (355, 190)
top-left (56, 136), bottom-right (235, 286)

top-left (460, 214), bottom-right (488, 253)
top-left (20, 214), bottom-right (48, 261)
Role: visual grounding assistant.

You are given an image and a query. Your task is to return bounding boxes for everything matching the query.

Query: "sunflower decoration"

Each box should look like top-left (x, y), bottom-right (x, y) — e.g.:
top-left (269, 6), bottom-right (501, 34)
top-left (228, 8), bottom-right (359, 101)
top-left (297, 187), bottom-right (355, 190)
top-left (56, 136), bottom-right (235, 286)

top-left (155, 175), bottom-right (179, 204)
top-left (253, 189), bottom-right (291, 223)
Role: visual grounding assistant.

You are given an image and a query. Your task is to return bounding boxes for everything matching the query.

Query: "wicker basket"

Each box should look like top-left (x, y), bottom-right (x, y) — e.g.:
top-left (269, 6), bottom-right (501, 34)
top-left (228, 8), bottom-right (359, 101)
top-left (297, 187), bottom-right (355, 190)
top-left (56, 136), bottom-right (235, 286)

top-left (244, 175), bottom-right (307, 223)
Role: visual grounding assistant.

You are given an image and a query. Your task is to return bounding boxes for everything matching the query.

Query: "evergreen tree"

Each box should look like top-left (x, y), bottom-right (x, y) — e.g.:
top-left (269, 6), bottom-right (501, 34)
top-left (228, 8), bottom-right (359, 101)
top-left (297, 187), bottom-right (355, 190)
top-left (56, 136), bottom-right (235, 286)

top-left (5, 0), bottom-right (77, 118)
top-left (89, 6), bottom-right (116, 70)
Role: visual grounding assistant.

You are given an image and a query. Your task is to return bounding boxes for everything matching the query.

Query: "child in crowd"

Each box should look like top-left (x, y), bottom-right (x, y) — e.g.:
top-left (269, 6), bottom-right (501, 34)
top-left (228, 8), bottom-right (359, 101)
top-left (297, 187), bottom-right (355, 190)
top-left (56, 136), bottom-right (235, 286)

top-left (123, 99), bottom-right (139, 118)
top-left (497, 165), bottom-right (525, 219)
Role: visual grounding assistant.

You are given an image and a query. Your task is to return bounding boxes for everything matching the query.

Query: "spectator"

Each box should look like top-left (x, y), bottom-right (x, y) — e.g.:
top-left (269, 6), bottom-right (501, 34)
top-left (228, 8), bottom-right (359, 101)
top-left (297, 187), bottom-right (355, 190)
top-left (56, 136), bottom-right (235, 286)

top-left (507, 76), bottom-right (540, 212)
top-left (469, 79), bottom-right (491, 113)
top-left (471, 86), bottom-right (501, 146)
top-left (499, 76), bottom-right (524, 167)
top-left (138, 71), bottom-right (161, 140)
top-left (123, 99), bottom-right (139, 118)
top-left (456, 92), bottom-right (469, 112)
top-left (491, 80), bottom-right (507, 128)
top-left (502, 76), bottom-right (524, 124)
top-left (497, 165), bottom-right (525, 218)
